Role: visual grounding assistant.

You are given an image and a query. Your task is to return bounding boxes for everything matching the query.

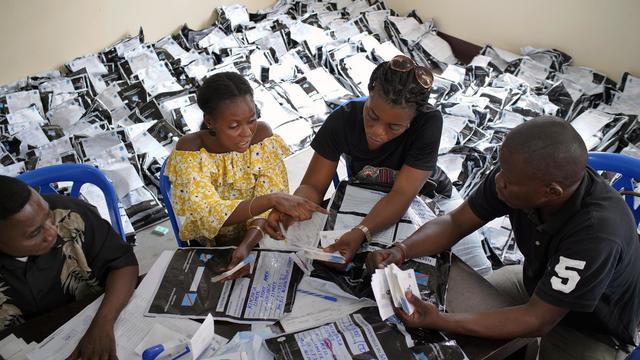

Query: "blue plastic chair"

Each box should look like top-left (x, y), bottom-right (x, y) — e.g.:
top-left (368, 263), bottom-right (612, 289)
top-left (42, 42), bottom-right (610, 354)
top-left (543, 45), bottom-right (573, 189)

top-left (330, 96), bottom-right (366, 188)
top-left (628, 346), bottom-right (640, 360)
top-left (17, 163), bottom-right (127, 241)
top-left (159, 158), bottom-right (188, 247)
top-left (587, 151), bottom-right (640, 226)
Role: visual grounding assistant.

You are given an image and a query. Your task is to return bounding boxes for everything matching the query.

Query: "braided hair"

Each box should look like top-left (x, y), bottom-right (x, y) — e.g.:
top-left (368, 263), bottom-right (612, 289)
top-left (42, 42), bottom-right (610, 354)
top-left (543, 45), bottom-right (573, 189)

top-left (367, 61), bottom-right (433, 112)
top-left (198, 72), bottom-right (254, 130)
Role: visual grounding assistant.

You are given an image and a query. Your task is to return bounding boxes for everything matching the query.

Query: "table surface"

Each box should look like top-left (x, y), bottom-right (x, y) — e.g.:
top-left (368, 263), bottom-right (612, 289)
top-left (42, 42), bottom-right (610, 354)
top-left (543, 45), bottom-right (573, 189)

top-left (4, 256), bottom-right (531, 360)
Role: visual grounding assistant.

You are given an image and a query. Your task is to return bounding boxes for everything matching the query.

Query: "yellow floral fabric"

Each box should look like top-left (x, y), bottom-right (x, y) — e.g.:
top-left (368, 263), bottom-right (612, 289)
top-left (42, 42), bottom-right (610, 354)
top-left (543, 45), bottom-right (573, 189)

top-left (165, 134), bottom-right (291, 244)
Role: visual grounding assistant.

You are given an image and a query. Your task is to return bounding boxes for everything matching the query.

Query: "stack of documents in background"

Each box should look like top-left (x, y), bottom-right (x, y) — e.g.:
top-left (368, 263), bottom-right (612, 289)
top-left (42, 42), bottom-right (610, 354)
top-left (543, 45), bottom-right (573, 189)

top-left (0, 0), bottom-right (637, 258)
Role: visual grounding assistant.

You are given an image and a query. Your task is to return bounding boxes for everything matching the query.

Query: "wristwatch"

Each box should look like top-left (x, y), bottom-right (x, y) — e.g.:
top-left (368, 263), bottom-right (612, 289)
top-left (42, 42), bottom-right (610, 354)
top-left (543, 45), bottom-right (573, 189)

top-left (353, 224), bottom-right (372, 243)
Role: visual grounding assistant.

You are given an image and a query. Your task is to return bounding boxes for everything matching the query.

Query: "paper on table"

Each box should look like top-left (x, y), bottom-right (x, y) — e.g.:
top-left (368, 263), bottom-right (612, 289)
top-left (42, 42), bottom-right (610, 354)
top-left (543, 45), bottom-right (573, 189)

top-left (338, 185), bottom-right (385, 214)
top-left (279, 277), bottom-right (375, 333)
top-left (284, 211), bottom-right (327, 247)
top-left (318, 230), bottom-right (349, 248)
top-left (27, 251), bottom-right (201, 360)
top-left (298, 247), bottom-right (345, 264)
top-left (0, 334), bottom-right (28, 359)
top-left (332, 213), bottom-right (393, 246)
top-left (7, 341), bottom-right (38, 360)
top-left (191, 314), bottom-right (215, 359)
top-left (134, 323), bottom-right (189, 356)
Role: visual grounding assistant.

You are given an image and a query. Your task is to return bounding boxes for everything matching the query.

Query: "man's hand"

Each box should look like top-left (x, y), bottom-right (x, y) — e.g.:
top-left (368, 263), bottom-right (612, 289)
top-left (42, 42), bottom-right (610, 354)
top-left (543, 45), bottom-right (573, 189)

top-left (323, 229), bottom-right (363, 264)
top-left (66, 318), bottom-right (117, 360)
top-left (394, 291), bottom-right (442, 329)
top-left (366, 247), bottom-right (404, 272)
top-left (65, 266), bottom-right (136, 360)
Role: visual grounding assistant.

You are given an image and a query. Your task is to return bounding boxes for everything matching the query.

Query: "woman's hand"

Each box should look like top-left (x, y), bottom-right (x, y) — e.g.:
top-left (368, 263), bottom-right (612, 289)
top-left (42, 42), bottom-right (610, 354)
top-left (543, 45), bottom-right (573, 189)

top-left (218, 244), bottom-right (251, 282)
top-left (264, 194), bottom-right (328, 240)
top-left (323, 228), bottom-right (365, 264)
top-left (264, 210), bottom-right (292, 240)
top-left (270, 193), bottom-right (328, 222)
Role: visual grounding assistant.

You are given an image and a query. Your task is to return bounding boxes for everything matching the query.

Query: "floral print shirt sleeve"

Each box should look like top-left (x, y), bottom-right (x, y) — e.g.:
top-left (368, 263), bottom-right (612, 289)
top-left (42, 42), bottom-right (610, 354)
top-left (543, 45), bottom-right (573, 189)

top-left (165, 135), bottom-right (291, 241)
top-left (248, 134), bottom-right (290, 221)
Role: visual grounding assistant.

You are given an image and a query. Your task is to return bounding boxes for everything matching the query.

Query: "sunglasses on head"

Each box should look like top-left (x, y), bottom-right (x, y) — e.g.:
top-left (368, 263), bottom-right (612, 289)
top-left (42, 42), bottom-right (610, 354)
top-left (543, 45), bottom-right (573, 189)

top-left (389, 55), bottom-right (433, 90)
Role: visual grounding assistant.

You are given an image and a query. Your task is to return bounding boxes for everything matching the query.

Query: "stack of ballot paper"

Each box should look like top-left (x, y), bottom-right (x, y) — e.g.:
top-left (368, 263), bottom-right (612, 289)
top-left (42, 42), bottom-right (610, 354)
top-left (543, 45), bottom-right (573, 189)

top-left (371, 264), bottom-right (420, 321)
top-left (0, 334), bottom-right (38, 360)
top-left (298, 247), bottom-right (346, 264)
top-left (210, 254), bottom-right (255, 282)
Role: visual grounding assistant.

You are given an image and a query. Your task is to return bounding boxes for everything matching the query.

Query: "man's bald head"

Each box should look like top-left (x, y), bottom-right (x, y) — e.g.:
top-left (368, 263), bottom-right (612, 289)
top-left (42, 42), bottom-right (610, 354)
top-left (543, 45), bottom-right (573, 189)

top-left (502, 116), bottom-right (587, 188)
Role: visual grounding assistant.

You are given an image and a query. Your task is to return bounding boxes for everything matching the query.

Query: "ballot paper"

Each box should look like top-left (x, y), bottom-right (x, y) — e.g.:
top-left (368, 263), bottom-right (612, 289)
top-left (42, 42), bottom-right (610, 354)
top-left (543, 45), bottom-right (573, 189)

top-left (27, 251), bottom-right (202, 360)
top-left (298, 247), bottom-right (346, 264)
top-left (279, 277), bottom-right (376, 333)
top-left (318, 230), bottom-right (349, 248)
top-left (372, 264), bottom-right (420, 320)
top-left (211, 254), bottom-right (255, 282)
top-left (324, 182), bottom-right (435, 246)
top-left (266, 308), bottom-right (417, 360)
top-left (0, 334), bottom-right (37, 360)
top-left (146, 248), bottom-right (303, 323)
top-left (259, 211), bottom-right (327, 251)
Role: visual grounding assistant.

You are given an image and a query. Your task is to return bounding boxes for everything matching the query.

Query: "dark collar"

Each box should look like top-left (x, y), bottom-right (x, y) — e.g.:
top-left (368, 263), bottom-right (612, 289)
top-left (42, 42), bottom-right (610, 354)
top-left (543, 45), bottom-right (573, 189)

top-left (0, 239), bottom-right (63, 271)
top-left (536, 170), bottom-right (592, 235)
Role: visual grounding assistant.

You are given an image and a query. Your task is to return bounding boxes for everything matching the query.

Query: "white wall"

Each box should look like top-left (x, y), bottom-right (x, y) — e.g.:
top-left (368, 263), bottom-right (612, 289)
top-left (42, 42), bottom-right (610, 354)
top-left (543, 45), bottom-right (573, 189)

top-left (0, 0), bottom-right (275, 85)
top-left (2, 1), bottom-right (637, 84)
top-left (386, 0), bottom-right (640, 81)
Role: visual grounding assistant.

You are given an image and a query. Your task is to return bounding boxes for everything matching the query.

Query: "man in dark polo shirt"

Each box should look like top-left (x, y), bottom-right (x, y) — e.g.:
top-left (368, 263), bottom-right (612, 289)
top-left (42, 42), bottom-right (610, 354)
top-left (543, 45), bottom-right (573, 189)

top-left (367, 116), bottom-right (640, 359)
top-left (0, 175), bottom-right (139, 360)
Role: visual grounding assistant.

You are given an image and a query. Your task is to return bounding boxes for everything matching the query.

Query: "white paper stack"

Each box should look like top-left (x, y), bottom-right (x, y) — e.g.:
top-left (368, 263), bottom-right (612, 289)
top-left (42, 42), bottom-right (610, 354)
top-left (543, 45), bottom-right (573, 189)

top-left (210, 254), bottom-right (255, 282)
top-left (298, 247), bottom-right (346, 264)
top-left (371, 264), bottom-right (420, 320)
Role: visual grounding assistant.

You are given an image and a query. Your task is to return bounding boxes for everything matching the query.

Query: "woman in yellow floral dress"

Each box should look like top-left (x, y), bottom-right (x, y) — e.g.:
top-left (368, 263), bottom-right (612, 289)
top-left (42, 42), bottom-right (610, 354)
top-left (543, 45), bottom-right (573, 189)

top-left (165, 72), bottom-right (325, 276)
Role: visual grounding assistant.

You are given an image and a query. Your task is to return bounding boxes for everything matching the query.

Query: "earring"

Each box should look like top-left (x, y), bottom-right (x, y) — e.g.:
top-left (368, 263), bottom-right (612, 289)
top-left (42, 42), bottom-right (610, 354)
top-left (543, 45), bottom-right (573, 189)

top-left (208, 127), bottom-right (216, 136)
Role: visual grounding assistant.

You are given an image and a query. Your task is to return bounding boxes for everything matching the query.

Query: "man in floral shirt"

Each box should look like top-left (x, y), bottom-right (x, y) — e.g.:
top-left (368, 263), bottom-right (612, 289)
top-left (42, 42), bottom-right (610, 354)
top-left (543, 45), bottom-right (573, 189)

top-left (0, 175), bottom-right (138, 359)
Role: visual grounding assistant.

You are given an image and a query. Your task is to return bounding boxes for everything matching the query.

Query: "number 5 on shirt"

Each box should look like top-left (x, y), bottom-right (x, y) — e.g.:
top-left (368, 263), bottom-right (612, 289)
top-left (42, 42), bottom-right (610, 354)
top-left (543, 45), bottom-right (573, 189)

top-left (550, 256), bottom-right (586, 294)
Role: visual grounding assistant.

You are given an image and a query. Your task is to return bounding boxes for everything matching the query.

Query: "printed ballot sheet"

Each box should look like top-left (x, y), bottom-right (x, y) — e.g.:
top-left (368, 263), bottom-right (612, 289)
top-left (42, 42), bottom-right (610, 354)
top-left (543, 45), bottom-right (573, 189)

top-left (266, 308), bottom-right (418, 360)
top-left (146, 248), bottom-right (303, 323)
top-left (324, 182), bottom-right (436, 246)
